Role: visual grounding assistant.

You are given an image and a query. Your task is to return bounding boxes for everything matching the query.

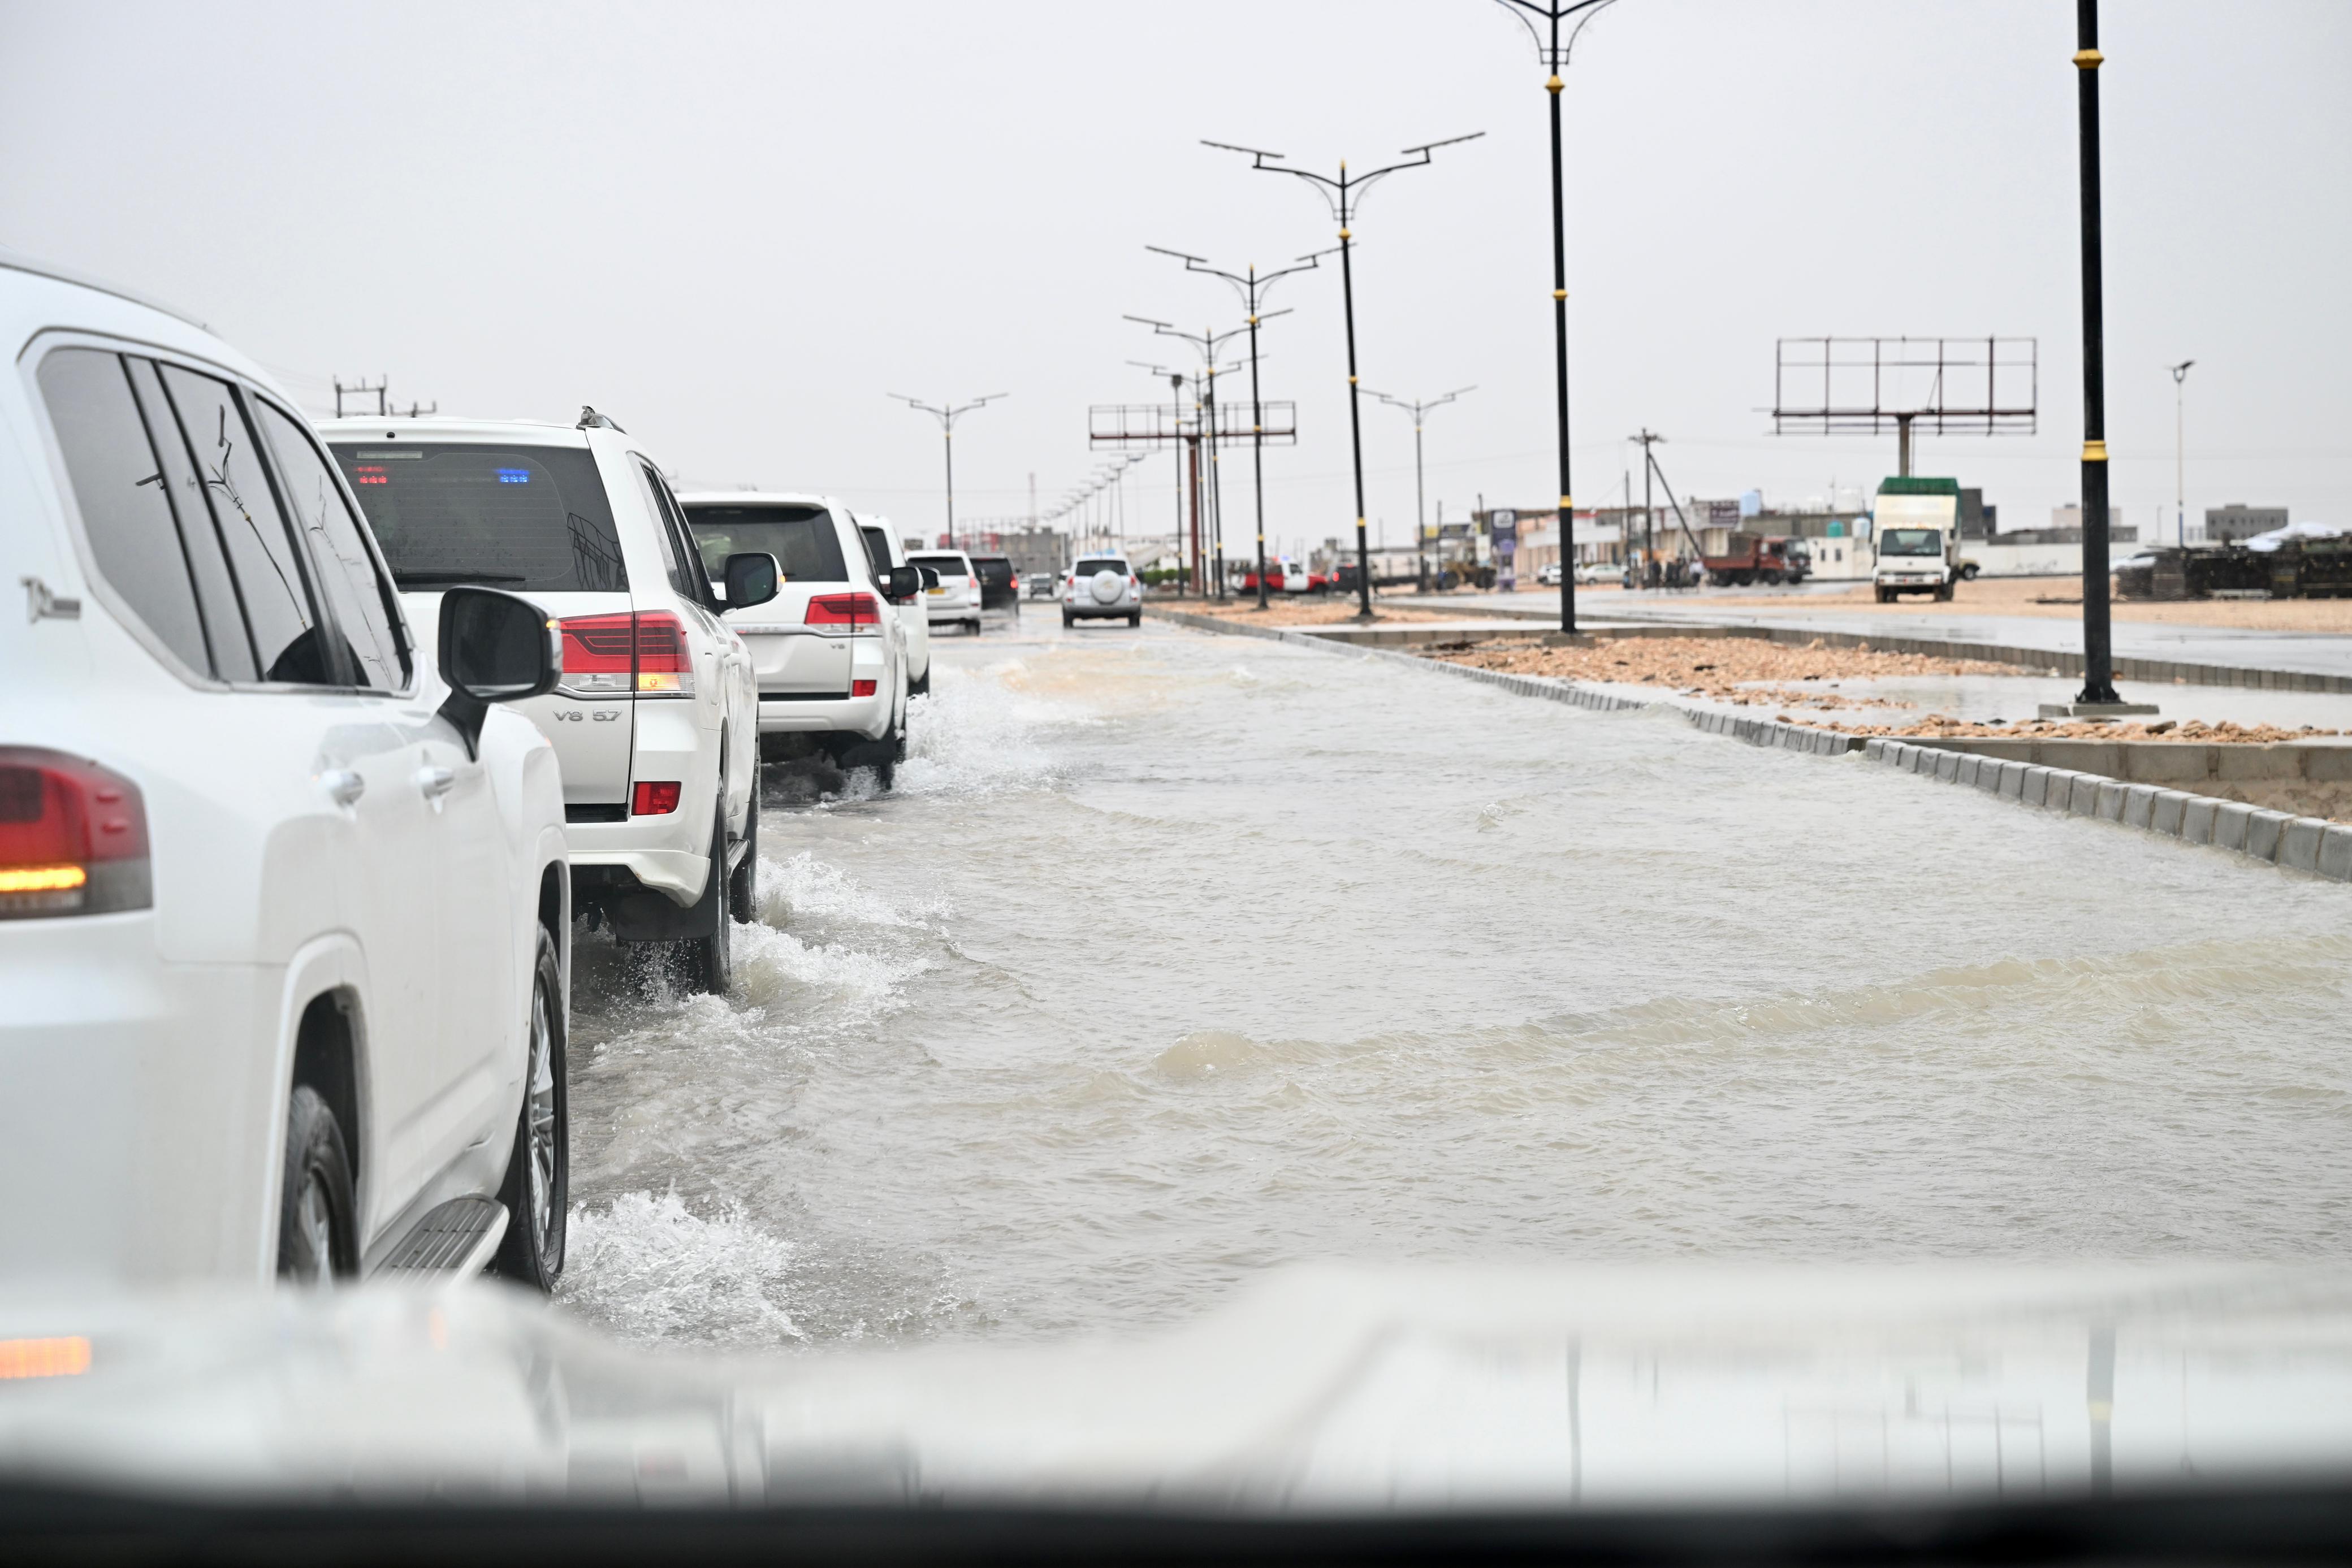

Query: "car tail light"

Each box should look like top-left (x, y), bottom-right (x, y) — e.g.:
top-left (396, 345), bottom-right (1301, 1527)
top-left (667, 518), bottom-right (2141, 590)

top-left (0, 748), bottom-right (152, 920)
top-left (806, 592), bottom-right (881, 633)
top-left (559, 612), bottom-right (695, 698)
top-left (631, 781), bottom-right (681, 816)
top-left (851, 678), bottom-right (877, 698)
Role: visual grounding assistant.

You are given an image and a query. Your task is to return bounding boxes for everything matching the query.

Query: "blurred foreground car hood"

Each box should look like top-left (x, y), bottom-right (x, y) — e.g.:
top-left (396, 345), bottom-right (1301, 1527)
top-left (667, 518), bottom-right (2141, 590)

top-left (3, 1263), bottom-right (2351, 1511)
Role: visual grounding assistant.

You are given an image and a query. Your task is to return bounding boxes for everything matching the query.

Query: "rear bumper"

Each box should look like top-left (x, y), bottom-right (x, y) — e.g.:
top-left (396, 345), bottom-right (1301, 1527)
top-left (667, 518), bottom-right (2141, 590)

top-left (923, 600), bottom-right (981, 623)
top-left (1064, 599), bottom-right (1140, 618)
top-left (753, 687), bottom-right (890, 740)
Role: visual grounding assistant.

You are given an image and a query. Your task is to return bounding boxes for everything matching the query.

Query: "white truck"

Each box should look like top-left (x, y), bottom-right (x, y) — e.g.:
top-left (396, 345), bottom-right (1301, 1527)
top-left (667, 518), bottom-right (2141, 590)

top-left (1872, 478), bottom-right (1962, 603)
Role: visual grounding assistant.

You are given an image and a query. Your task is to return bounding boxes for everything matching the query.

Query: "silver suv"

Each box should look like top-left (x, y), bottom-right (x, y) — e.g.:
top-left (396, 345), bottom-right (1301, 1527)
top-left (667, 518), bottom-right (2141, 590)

top-left (1063, 555), bottom-right (1142, 627)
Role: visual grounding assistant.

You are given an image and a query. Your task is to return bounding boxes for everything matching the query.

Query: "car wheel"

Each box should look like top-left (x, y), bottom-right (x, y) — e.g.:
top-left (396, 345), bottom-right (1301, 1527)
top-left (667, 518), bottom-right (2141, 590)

top-left (277, 1085), bottom-right (358, 1284)
top-left (727, 773), bottom-right (759, 926)
top-left (909, 667), bottom-right (930, 698)
top-left (1128, 612), bottom-right (1140, 627)
top-left (969, 618), bottom-right (982, 635)
top-left (670, 799), bottom-right (733, 995)
top-left (1062, 610), bottom-right (1073, 628)
top-left (491, 928), bottom-right (568, 1290)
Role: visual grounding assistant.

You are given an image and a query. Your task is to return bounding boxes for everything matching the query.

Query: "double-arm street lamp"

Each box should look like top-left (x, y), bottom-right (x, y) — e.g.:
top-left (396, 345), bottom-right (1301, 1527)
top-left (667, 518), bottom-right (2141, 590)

top-left (1366, 386), bottom-right (1474, 591)
top-left (1209, 133), bottom-right (1482, 620)
top-left (1127, 317), bottom-right (1249, 599)
top-left (1145, 245), bottom-right (1325, 610)
top-left (887, 392), bottom-right (1006, 542)
top-left (1491, 0), bottom-right (1616, 635)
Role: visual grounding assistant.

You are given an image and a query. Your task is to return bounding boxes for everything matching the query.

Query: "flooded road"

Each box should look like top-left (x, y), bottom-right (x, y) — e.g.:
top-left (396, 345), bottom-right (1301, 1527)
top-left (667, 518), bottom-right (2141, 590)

top-left (556, 614), bottom-right (2352, 1349)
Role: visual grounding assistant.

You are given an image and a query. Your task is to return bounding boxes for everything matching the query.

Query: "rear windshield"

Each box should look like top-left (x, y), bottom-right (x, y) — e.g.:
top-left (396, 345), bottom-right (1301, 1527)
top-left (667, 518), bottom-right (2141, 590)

top-left (329, 442), bottom-right (626, 592)
top-left (1880, 528), bottom-right (1942, 557)
top-left (909, 555), bottom-right (967, 578)
top-left (857, 526), bottom-right (892, 579)
top-left (972, 558), bottom-right (1014, 584)
top-left (1074, 559), bottom-right (1130, 577)
top-left (684, 504), bottom-right (848, 584)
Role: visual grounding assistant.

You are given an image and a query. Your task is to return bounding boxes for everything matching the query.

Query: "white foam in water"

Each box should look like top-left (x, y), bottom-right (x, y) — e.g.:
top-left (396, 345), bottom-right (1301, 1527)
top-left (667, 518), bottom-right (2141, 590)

top-left (559, 1189), bottom-right (806, 1346)
top-left (895, 665), bottom-right (1065, 797)
top-left (758, 850), bottom-right (937, 930)
top-left (731, 916), bottom-right (926, 1020)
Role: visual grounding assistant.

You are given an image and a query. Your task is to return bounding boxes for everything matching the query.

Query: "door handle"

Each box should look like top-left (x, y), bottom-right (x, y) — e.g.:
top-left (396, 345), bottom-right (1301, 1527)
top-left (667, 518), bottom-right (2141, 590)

top-left (415, 765), bottom-right (457, 801)
top-left (319, 768), bottom-right (365, 807)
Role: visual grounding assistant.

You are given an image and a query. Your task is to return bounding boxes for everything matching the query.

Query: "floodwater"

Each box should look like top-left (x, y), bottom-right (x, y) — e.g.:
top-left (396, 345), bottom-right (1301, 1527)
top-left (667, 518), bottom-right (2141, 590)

top-left (555, 615), bottom-right (2352, 1350)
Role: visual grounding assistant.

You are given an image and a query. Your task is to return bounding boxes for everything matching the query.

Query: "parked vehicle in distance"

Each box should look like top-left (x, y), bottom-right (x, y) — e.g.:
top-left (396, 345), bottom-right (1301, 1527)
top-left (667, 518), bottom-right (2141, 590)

top-left (908, 549), bottom-right (983, 635)
top-left (326, 415), bottom-right (764, 994)
top-left (3, 254), bottom-right (573, 1291)
top-left (1871, 478), bottom-right (1964, 602)
top-left (1534, 562), bottom-right (1563, 587)
top-left (1574, 561), bottom-right (1615, 585)
top-left (855, 518), bottom-right (931, 697)
top-left (1872, 526), bottom-right (1956, 601)
top-left (680, 493), bottom-right (916, 789)
top-left (1701, 532), bottom-right (1812, 588)
top-left (970, 554), bottom-right (1019, 614)
top-left (1065, 556), bottom-right (1142, 627)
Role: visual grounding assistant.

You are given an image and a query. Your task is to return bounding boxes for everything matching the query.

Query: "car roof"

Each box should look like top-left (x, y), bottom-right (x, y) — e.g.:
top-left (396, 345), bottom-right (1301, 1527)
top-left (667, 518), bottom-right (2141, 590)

top-left (1, 253), bottom-right (280, 395)
top-left (318, 415), bottom-right (590, 447)
top-left (0, 246), bottom-right (210, 332)
top-left (673, 490), bottom-right (845, 513)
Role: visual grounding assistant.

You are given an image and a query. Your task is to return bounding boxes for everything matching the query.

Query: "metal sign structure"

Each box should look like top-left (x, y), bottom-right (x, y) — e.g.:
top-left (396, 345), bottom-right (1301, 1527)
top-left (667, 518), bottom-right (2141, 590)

top-left (1771, 337), bottom-right (2036, 477)
top-left (1087, 402), bottom-right (1296, 449)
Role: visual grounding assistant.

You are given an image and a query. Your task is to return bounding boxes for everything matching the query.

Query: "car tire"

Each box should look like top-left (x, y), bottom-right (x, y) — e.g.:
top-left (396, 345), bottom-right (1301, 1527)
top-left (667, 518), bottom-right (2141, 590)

top-left (1935, 583), bottom-right (1954, 601)
top-left (1128, 612), bottom-right (1140, 627)
top-left (968, 618), bottom-right (982, 636)
top-left (492, 928), bottom-right (568, 1291)
top-left (277, 1085), bottom-right (358, 1284)
top-left (727, 773), bottom-right (759, 926)
top-left (909, 667), bottom-right (930, 698)
top-left (670, 799), bottom-right (733, 995)
top-left (1062, 610), bottom-right (1073, 628)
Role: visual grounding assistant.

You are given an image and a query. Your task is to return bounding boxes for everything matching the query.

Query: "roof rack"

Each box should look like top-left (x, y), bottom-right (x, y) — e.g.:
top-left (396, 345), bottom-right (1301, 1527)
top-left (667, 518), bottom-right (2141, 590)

top-left (577, 405), bottom-right (626, 432)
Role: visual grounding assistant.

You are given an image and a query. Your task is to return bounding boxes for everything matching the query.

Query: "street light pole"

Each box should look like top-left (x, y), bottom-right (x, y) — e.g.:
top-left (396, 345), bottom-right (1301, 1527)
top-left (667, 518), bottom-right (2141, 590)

top-left (1368, 387), bottom-right (1475, 587)
top-left (2169, 359), bottom-right (2194, 547)
top-left (1147, 246), bottom-right (1324, 610)
top-left (1209, 133), bottom-right (1482, 620)
top-left (1127, 317), bottom-right (1247, 600)
top-left (2071, 0), bottom-right (2122, 707)
top-left (1494, 0), bottom-right (1616, 635)
top-left (887, 392), bottom-right (1007, 543)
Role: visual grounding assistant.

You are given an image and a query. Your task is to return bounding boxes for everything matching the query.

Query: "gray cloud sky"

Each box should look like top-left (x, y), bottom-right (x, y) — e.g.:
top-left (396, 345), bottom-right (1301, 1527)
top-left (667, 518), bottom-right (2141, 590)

top-left (3, 0), bottom-right (2345, 554)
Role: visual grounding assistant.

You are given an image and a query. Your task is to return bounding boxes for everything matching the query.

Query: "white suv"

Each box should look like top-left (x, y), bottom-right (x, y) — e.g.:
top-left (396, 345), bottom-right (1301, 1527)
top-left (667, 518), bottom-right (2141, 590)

top-left (1063, 555), bottom-right (1143, 626)
top-left (907, 549), bottom-right (984, 636)
top-left (678, 493), bottom-right (917, 790)
top-left (0, 254), bottom-right (573, 1290)
top-left (854, 517), bottom-right (931, 699)
top-left (324, 416), bottom-right (766, 995)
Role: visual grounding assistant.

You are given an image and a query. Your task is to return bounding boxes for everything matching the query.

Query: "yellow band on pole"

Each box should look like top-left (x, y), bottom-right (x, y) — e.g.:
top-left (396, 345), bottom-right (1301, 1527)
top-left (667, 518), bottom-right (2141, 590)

top-left (1547, 75), bottom-right (1563, 93)
top-left (1553, 288), bottom-right (1567, 300)
top-left (1348, 375), bottom-right (1357, 385)
top-left (2083, 440), bottom-right (2109, 462)
top-left (2073, 48), bottom-right (2103, 68)
top-left (1338, 228), bottom-right (1351, 241)
top-left (1559, 496), bottom-right (1573, 509)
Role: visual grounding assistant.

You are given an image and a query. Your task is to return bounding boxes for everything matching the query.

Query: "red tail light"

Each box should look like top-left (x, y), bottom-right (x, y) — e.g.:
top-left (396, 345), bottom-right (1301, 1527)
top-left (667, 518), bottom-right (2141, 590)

top-left (631, 781), bottom-right (682, 816)
top-left (0, 748), bottom-right (152, 920)
top-left (558, 611), bottom-right (695, 697)
top-left (851, 678), bottom-right (877, 697)
top-left (806, 592), bottom-right (881, 633)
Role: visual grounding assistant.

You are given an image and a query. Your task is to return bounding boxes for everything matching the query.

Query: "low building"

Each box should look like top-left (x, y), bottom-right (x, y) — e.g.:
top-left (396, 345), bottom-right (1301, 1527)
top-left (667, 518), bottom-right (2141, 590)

top-left (2206, 504), bottom-right (2287, 543)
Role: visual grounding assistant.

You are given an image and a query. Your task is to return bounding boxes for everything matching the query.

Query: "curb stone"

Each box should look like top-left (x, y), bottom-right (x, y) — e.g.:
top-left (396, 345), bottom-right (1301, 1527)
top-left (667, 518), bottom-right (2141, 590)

top-left (1141, 604), bottom-right (2349, 882)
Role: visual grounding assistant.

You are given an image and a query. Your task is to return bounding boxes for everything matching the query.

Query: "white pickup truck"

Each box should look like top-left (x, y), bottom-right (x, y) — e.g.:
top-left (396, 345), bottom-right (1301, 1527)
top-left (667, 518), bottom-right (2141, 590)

top-left (1872, 481), bottom-right (1961, 603)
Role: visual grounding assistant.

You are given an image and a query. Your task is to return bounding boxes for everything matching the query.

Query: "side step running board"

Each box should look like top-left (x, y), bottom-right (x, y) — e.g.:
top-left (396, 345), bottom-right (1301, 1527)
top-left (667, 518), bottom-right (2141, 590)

top-left (370, 1195), bottom-right (509, 1279)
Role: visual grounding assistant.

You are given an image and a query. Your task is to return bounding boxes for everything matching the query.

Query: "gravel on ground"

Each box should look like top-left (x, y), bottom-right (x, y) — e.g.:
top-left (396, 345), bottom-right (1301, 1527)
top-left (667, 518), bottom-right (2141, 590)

top-left (1701, 575), bottom-right (2352, 633)
top-left (1421, 635), bottom-right (2014, 708)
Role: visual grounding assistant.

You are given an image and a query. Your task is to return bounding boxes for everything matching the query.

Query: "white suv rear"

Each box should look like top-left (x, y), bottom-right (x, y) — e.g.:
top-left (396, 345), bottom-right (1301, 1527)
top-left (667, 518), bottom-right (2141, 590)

top-left (1063, 555), bottom-right (1143, 626)
top-left (678, 493), bottom-right (915, 790)
top-left (1, 255), bottom-right (572, 1290)
top-left (907, 549), bottom-right (984, 636)
top-left (325, 416), bottom-right (763, 993)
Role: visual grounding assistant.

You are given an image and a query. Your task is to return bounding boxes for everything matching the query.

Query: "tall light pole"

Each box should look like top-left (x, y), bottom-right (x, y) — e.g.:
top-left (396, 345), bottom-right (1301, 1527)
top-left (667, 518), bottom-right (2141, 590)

top-left (1127, 317), bottom-right (1248, 600)
top-left (1493, 0), bottom-right (1616, 635)
top-left (1368, 386), bottom-right (1475, 590)
top-left (888, 392), bottom-right (1006, 543)
top-left (2070, 0), bottom-right (2124, 708)
top-left (2169, 359), bottom-right (2194, 547)
top-left (1147, 245), bottom-right (1325, 610)
top-left (1209, 133), bottom-right (1482, 620)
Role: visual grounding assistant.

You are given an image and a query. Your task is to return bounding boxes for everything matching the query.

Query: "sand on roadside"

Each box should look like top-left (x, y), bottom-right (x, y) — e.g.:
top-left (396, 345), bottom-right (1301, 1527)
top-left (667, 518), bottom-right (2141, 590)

top-left (1701, 575), bottom-right (2352, 634)
top-left (1420, 634), bottom-right (2017, 709)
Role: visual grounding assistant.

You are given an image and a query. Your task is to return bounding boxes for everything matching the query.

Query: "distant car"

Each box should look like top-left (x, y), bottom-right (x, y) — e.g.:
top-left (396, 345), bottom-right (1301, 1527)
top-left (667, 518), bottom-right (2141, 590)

top-left (1535, 563), bottom-right (1563, 586)
top-left (907, 550), bottom-right (984, 635)
top-left (855, 521), bottom-right (931, 698)
top-left (970, 554), bottom-right (1019, 613)
top-left (1574, 561), bottom-right (1613, 585)
top-left (8, 255), bottom-right (573, 1292)
top-left (1064, 556), bottom-right (1142, 627)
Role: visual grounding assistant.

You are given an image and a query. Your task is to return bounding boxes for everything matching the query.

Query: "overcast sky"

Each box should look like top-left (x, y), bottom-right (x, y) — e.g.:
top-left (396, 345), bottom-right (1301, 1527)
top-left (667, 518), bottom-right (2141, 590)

top-left (3, 1), bottom-right (2345, 556)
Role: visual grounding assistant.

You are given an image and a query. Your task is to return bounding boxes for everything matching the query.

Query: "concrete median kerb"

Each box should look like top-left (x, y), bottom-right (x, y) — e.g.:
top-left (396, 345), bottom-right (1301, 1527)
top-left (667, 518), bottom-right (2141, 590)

top-left (1145, 604), bottom-right (2349, 883)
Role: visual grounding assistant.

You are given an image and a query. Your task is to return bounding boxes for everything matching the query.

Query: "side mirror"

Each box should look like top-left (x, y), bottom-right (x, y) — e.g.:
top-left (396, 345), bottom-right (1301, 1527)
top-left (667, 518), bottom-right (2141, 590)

top-left (884, 564), bottom-right (921, 602)
top-left (723, 552), bottom-right (780, 610)
top-left (918, 566), bottom-right (940, 590)
top-left (436, 586), bottom-right (561, 760)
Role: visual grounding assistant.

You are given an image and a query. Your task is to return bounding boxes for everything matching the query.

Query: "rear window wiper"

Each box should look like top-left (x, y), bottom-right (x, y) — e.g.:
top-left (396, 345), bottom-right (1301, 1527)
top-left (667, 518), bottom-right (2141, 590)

top-left (392, 570), bottom-right (528, 586)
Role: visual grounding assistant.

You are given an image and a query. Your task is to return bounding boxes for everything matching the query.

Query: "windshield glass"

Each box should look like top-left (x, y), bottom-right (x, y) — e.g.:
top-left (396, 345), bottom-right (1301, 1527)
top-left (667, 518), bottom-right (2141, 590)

top-left (683, 504), bottom-right (847, 583)
top-left (857, 526), bottom-right (892, 578)
top-left (909, 555), bottom-right (967, 577)
top-left (1075, 559), bottom-right (1129, 576)
top-left (972, 558), bottom-right (1013, 584)
top-left (328, 442), bottom-right (626, 591)
top-left (1880, 527), bottom-right (1943, 556)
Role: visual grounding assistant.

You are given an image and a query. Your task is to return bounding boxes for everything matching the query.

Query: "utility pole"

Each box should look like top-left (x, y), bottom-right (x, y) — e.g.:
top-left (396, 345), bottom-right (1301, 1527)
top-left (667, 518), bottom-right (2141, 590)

top-left (1210, 133), bottom-right (1482, 620)
top-left (1127, 319), bottom-right (1246, 599)
top-left (1633, 429), bottom-right (1661, 588)
top-left (1369, 387), bottom-right (1475, 594)
top-left (887, 392), bottom-right (1007, 539)
top-left (1147, 245), bottom-right (1322, 609)
top-left (2070, 0), bottom-right (2125, 709)
top-left (2169, 359), bottom-right (2194, 547)
top-left (1493, 0), bottom-right (1616, 634)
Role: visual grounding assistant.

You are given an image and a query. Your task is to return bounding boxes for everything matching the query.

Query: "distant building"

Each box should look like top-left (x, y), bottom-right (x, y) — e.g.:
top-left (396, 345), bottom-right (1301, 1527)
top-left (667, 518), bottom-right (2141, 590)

top-left (2205, 504), bottom-right (2286, 543)
top-left (2050, 505), bottom-right (2128, 534)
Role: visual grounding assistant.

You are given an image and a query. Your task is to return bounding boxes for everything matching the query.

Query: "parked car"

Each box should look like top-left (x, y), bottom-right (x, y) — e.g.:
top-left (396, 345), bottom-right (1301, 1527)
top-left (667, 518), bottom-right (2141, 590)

top-left (325, 415), bottom-right (763, 994)
top-left (1064, 556), bottom-right (1142, 627)
top-left (1535, 563), bottom-right (1563, 586)
top-left (970, 554), bottom-right (1019, 614)
top-left (2, 254), bottom-right (573, 1290)
top-left (1574, 561), bottom-right (1614, 585)
top-left (680, 494), bottom-right (916, 789)
top-left (854, 518), bottom-right (931, 698)
top-left (907, 549), bottom-right (983, 635)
